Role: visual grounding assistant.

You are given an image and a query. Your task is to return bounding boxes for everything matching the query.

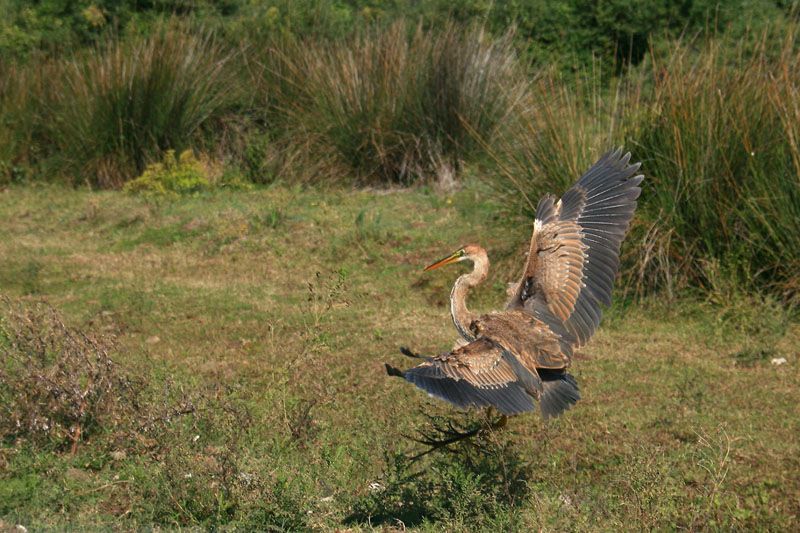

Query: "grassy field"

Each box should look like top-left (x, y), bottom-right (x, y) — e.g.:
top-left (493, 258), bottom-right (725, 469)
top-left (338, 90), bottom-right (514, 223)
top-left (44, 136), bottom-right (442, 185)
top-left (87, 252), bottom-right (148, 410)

top-left (5, 22), bottom-right (800, 304)
top-left (1, 183), bottom-right (798, 530)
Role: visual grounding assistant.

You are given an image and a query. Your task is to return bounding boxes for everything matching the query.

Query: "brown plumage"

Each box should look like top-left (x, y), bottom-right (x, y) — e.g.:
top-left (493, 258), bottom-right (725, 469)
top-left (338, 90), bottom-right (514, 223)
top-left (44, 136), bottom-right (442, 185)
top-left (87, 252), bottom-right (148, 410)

top-left (386, 148), bottom-right (643, 419)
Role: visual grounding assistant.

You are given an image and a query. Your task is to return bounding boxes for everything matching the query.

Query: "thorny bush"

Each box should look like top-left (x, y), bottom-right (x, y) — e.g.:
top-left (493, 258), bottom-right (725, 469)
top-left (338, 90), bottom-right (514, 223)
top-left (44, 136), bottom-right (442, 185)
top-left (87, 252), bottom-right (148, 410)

top-left (0, 296), bottom-right (138, 453)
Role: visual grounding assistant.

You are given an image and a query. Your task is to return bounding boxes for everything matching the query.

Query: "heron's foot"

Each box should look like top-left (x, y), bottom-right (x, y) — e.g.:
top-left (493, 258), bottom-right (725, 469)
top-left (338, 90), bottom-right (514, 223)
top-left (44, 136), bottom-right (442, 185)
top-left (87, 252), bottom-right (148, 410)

top-left (385, 363), bottom-right (405, 378)
top-left (400, 346), bottom-right (426, 359)
top-left (406, 412), bottom-right (508, 461)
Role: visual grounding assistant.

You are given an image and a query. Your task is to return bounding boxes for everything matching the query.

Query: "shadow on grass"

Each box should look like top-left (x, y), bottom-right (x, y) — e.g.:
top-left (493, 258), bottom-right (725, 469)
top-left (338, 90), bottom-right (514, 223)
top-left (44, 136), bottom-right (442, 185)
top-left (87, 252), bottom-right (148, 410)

top-left (345, 412), bottom-right (532, 528)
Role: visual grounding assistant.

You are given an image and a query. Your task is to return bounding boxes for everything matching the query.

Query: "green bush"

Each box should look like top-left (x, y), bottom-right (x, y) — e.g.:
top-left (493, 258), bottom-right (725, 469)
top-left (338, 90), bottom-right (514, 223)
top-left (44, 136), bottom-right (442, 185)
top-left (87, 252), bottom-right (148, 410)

top-left (124, 149), bottom-right (210, 195)
top-left (3, 0), bottom-right (794, 71)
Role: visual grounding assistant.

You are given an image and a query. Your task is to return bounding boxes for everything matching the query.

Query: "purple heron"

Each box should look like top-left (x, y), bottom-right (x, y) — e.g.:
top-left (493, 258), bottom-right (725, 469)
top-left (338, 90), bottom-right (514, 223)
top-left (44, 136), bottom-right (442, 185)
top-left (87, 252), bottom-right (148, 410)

top-left (386, 148), bottom-right (643, 421)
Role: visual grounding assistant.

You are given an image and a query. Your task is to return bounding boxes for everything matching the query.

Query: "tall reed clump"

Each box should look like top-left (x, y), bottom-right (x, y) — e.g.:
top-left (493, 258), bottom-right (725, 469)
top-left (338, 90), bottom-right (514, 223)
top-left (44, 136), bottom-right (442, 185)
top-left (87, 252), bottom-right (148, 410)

top-left (487, 66), bottom-right (642, 208)
top-left (270, 22), bottom-right (528, 185)
top-left (634, 28), bottom-right (800, 302)
top-left (46, 27), bottom-right (241, 187)
top-left (481, 65), bottom-right (652, 293)
top-left (488, 25), bottom-right (800, 303)
top-left (0, 59), bottom-right (52, 183)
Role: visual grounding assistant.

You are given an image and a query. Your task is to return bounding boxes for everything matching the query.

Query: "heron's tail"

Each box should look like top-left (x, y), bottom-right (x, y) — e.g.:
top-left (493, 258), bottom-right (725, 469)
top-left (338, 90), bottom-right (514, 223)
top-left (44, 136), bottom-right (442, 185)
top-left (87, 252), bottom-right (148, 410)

top-left (539, 370), bottom-right (580, 419)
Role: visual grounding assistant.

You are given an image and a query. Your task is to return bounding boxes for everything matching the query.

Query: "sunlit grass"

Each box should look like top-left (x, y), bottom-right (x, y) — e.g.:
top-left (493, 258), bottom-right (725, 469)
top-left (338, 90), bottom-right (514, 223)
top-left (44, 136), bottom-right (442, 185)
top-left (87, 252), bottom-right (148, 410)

top-left (1, 184), bottom-right (798, 530)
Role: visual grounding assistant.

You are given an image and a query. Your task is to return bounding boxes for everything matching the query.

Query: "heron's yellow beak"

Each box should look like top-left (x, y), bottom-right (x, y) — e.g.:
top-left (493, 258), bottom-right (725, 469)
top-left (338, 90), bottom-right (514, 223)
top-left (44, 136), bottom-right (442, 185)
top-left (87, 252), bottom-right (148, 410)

top-left (424, 250), bottom-right (464, 271)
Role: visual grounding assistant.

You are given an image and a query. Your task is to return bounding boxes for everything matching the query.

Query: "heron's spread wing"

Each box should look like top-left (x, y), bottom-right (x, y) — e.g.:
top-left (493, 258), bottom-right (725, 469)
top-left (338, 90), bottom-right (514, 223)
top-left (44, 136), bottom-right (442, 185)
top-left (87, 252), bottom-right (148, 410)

top-left (390, 338), bottom-right (542, 416)
top-left (507, 148), bottom-right (643, 347)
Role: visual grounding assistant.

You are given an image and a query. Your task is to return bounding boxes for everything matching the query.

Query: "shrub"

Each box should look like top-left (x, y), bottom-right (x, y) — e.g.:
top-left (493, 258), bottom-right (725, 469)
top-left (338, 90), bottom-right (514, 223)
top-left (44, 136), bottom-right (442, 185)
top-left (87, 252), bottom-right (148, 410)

top-left (0, 297), bottom-right (137, 453)
top-left (124, 149), bottom-right (211, 195)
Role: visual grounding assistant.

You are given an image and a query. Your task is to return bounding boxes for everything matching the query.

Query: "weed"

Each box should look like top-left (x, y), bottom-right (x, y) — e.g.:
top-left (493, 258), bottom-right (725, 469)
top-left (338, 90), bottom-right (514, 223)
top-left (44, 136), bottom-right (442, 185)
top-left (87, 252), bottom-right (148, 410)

top-left (146, 393), bottom-right (251, 525)
top-left (281, 269), bottom-right (352, 408)
top-left (251, 207), bottom-right (285, 230)
top-left (304, 269), bottom-right (350, 332)
top-left (131, 384), bottom-right (312, 529)
top-left (354, 208), bottom-right (389, 244)
top-left (348, 413), bottom-right (531, 528)
top-left (618, 450), bottom-right (677, 528)
top-left (241, 131), bottom-right (277, 184)
top-left (0, 297), bottom-right (137, 453)
top-left (692, 427), bottom-right (740, 528)
top-left (20, 260), bottom-right (43, 295)
top-left (282, 398), bottom-right (318, 447)
top-left (701, 269), bottom-right (790, 366)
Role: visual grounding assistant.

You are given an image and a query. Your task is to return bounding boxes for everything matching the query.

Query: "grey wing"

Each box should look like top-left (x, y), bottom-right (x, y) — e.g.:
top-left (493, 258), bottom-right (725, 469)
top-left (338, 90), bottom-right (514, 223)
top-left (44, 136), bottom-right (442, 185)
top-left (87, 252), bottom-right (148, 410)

top-left (387, 338), bottom-right (542, 416)
top-left (507, 148), bottom-right (644, 347)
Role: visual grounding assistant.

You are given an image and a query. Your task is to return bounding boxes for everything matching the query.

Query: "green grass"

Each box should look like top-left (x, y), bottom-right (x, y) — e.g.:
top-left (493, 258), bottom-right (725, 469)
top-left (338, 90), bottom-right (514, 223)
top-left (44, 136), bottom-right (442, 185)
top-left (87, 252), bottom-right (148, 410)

top-left (1, 183), bottom-right (798, 530)
top-left (3, 19), bottom-right (800, 307)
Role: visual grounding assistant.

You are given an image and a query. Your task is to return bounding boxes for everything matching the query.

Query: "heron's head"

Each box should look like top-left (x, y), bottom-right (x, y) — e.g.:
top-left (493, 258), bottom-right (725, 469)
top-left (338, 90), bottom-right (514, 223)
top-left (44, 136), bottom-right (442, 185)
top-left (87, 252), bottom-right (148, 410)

top-left (424, 244), bottom-right (486, 271)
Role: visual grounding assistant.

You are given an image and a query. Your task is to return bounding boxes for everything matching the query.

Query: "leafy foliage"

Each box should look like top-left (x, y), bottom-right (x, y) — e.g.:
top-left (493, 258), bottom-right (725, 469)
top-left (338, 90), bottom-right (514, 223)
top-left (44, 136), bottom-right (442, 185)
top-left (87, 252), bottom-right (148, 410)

top-left (124, 150), bottom-right (210, 196)
top-left (2, 0), bottom-right (796, 70)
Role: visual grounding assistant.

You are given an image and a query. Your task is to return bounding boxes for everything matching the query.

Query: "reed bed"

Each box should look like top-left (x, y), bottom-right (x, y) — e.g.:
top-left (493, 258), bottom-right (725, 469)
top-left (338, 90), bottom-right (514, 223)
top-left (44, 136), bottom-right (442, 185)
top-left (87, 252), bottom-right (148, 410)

top-left (256, 22), bottom-right (528, 184)
top-left (489, 27), bottom-right (800, 302)
top-left (1, 21), bottom-right (798, 299)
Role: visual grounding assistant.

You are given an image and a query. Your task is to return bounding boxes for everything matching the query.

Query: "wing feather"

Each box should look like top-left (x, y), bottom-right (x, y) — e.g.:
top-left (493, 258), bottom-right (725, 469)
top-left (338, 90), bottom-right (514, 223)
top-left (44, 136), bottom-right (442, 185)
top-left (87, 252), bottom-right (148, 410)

top-left (507, 148), bottom-right (643, 346)
top-left (392, 338), bottom-right (542, 416)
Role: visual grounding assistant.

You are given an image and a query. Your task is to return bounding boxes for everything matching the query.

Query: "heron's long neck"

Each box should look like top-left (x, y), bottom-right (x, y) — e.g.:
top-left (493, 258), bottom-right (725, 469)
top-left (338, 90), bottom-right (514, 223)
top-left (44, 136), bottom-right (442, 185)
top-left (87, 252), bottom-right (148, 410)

top-left (450, 257), bottom-right (489, 341)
